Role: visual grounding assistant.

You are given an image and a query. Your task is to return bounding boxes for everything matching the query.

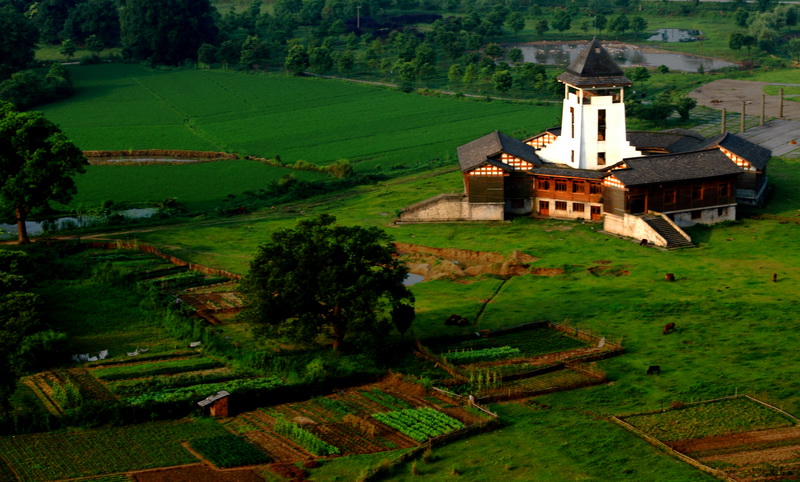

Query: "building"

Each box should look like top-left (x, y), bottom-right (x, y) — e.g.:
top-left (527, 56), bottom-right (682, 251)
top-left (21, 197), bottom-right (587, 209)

top-left (399, 40), bottom-right (771, 248)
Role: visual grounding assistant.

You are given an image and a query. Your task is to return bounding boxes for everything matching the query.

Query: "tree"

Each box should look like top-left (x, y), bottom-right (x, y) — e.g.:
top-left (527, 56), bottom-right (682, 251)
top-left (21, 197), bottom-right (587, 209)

top-left (507, 47), bottom-right (524, 65)
top-left (239, 215), bottom-right (414, 351)
top-left (197, 43), bottom-right (217, 67)
top-left (285, 44), bottom-right (310, 74)
top-left (506, 12), bottom-right (525, 37)
top-left (310, 46), bottom-right (333, 73)
top-left (59, 39), bottom-right (77, 61)
top-left (610, 14), bottom-right (630, 36)
top-left (334, 50), bottom-right (355, 76)
top-left (553, 11), bottom-right (572, 33)
top-left (484, 43), bottom-right (503, 59)
top-left (0, 102), bottom-right (87, 244)
top-left (86, 34), bottom-right (104, 56)
top-left (631, 16), bottom-right (648, 35)
top-left (397, 61), bottom-right (416, 91)
top-left (628, 66), bottom-right (650, 84)
top-left (493, 70), bottom-right (513, 94)
top-left (788, 38), bottom-right (800, 61)
top-left (462, 63), bottom-right (478, 85)
top-left (0, 6), bottom-right (39, 80)
top-left (735, 8), bottom-right (750, 28)
top-left (657, 65), bottom-right (670, 74)
top-left (120, 0), bottom-right (218, 65)
top-left (594, 14), bottom-right (607, 35)
top-left (448, 64), bottom-right (463, 86)
top-left (535, 19), bottom-right (549, 37)
top-left (729, 32), bottom-right (745, 52)
top-left (239, 35), bottom-right (269, 69)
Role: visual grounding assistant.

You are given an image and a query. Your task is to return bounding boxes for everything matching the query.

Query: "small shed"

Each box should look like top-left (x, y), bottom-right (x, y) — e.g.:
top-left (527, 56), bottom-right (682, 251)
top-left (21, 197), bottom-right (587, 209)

top-left (198, 390), bottom-right (230, 417)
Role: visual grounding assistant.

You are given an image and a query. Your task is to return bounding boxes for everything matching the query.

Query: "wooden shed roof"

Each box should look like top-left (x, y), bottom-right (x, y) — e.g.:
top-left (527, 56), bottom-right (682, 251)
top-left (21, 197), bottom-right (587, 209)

top-left (198, 390), bottom-right (230, 407)
top-left (611, 150), bottom-right (743, 186)
top-left (457, 130), bottom-right (541, 172)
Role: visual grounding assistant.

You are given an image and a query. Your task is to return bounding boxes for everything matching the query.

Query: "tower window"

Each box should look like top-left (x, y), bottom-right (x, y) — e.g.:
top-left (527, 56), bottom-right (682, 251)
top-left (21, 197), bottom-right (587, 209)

top-left (597, 152), bottom-right (606, 166)
top-left (598, 109), bottom-right (606, 141)
top-left (570, 107), bottom-right (575, 138)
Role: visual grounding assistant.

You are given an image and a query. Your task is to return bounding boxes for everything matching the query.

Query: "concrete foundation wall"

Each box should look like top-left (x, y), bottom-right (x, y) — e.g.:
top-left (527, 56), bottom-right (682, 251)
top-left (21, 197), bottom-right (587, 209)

top-left (669, 205), bottom-right (736, 227)
top-left (604, 214), bottom-right (668, 247)
top-left (399, 194), bottom-right (504, 221)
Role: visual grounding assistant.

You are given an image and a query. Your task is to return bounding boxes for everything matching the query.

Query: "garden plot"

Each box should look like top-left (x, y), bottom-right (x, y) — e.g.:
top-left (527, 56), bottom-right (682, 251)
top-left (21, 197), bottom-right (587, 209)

top-left (618, 395), bottom-right (800, 481)
top-left (222, 378), bottom-right (494, 463)
top-left (424, 323), bottom-right (621, 401)
top-left (178, 282), bottom-right (245, 325)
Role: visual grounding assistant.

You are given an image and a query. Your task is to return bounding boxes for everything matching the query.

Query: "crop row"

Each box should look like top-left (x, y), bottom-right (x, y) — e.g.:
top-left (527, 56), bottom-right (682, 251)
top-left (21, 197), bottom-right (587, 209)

top-left (92, 357), bottom-right (223, 381)
top-left (442, 346), bottom-right (521, 364)
top-left (623, 397), bottom-right (796, 442)
top-left (273, 417), bottom-right (340, 456)
top-left (125, 376), bottom-right (283, 405)
top-left (109, 368), bottom-right (239, 397)
top-left (0, 419), bottom-right (227, 480)
top-left (358, 388), bottom-right (412, 411)
top-left (437, 328), bottom-right (589, 359)
top-left (190, 434), bottom-right (271, 468)
top-left (372, 407), bottom-right (465, 442)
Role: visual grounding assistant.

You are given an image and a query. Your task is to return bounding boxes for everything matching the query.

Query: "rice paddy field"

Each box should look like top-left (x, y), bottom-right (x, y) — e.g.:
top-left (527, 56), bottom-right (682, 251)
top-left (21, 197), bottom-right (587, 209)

top-left (39, 64), bottom-right (560, 173)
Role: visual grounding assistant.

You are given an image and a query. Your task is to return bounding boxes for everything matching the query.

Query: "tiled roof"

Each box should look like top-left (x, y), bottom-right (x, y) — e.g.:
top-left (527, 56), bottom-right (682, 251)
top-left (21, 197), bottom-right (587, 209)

top-left (457, 131), bottom-right (541, 172)
top-left (627, 130), bottom-right (706, 153)
top-left (534, 166), bottom-right (607, 179)
top-left (557, 39), bottom-right (632, 87)
top-left (696, 132), bottom-right (771, 170)
top-left (611, 150), bottom-right (743, 186)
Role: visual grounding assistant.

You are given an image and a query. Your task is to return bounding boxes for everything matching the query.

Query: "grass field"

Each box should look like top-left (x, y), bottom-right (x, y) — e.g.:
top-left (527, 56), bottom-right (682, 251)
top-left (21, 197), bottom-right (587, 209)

top-left (39, 64), bottom-right (560, 173)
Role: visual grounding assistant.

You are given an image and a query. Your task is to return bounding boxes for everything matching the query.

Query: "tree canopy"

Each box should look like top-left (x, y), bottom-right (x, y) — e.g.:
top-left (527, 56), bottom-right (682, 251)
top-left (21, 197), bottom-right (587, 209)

top-left (120, 0), bottom-right (218, 65)
top-left (0, 102), bottom-right (87, 244)
top-left (0, 6), bottom-right (39, 81)
top-left (239, 214), bottom-right (414, 352)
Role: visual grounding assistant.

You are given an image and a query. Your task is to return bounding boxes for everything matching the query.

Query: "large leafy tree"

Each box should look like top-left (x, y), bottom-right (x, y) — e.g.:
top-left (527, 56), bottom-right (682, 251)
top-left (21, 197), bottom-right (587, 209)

top-left (0, 5), bottom-right (39, 80)
top-left (240, 215), bottom-right (414, 351)
top-left (0, 102), bottom-right (87, 244)
top-left (120, 0), bottom-right (218, 65)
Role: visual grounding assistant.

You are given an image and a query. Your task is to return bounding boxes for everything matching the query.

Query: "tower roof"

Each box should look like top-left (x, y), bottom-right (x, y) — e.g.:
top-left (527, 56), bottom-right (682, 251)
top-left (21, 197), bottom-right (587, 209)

top-left (557, 39), bottom-right (632, 87)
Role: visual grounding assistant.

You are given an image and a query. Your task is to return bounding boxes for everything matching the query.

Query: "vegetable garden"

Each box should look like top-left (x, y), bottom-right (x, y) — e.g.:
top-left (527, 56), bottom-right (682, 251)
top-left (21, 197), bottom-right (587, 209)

top-left (221, 378), bottom-right (494, 463)
top-left (618, 395), bottom-right (800, 480)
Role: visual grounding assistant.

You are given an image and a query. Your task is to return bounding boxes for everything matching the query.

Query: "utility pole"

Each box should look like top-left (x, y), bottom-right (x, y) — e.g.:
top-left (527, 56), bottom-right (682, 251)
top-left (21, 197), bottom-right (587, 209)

top-left (356, 5), bottom-right (361, 29)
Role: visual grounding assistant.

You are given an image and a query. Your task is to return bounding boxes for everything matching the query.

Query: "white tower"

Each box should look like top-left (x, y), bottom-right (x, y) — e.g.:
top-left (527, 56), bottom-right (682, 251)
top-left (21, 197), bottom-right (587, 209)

top-left (538, 40), bottom-right (641, 170)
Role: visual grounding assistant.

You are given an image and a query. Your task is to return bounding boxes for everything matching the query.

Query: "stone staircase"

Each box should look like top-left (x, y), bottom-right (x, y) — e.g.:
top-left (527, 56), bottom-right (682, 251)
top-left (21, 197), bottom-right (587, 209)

top-left (644, 215), bottom-right (693, 249)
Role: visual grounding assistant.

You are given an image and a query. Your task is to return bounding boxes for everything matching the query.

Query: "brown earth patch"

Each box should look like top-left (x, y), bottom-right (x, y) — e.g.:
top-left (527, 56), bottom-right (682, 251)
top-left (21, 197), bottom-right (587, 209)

top-left (531, 267), bottom-right (565, 276)
top-left (587, 266), bottom-right (630, 277)
top-left (674, 427), bottom-right (800, 454)
top-left (395, 243), bottom-right (539, 281)
top-left (699, 444), bottom-right (800, 466)
top-left (132, 464), bottom-right (266, 482)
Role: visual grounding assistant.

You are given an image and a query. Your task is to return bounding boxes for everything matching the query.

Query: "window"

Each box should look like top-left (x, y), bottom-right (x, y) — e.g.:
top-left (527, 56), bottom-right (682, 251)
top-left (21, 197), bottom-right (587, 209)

top-left (573, 203), bottom-right (585, 212)
top-left (537, 179), bottom-right (550, 190)
top-left (555, 201), bottom-right (567, 211)
top-left (719, 183), bottom-right (730, 198)
top-left (718, 207), bottom-right (728, 216)
top-left (555, 180), bottom-right (567, 192)
top-left (590, 183), bottom-right (602, 195)
top-left (572, 181), bottom-right (584, 193)
top-left (597, 152), bottom-right (606, 166)
top-left (570, 107), bottom-right (575, 138)
top-left (571, 150), bottom-right (575, 164)
top-left (691, 210), bottom-right (702, 220)
top-left (598, 109), bottom-right (606, 141)
top-left (664, 190), bottom-right (676, 204)
top-left (692, 186), bottom-right (703, 201)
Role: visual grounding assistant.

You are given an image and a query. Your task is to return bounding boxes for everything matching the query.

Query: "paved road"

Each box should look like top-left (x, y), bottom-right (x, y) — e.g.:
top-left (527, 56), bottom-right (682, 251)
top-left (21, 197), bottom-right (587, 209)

top-left (690, 79), bottom-right (800, 157)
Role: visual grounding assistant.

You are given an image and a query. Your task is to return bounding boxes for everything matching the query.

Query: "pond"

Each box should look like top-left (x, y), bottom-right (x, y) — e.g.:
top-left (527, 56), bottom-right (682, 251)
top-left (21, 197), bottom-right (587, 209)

top-left (514, 41), bottom-right (736, 73)
top-left (403, 273), bottom-right (425, 286)
top-left (647, 28), bottom-right (702, 43)
top-left (0, 208), bottom-right (158, 239)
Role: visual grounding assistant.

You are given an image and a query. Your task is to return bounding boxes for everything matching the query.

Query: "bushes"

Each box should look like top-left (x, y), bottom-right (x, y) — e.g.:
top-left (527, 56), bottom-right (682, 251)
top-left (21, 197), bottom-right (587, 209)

top-left (442, 346), bottom-right (521, 364)
top-left (92, 357), bottom-right (224, 382)
top-left (190, 435), bottom-right (270, 467)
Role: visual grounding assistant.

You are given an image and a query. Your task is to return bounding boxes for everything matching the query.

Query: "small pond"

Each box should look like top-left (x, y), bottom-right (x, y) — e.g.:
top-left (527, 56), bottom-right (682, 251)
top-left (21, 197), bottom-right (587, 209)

top-left (514, 42), bottom-right (736, 73)
top-left (403, 273), bottom-right (425, 286)
top-left (647, 28), bottom-right (702, 43)
top-left (0, 208), bottom-right (158, 239)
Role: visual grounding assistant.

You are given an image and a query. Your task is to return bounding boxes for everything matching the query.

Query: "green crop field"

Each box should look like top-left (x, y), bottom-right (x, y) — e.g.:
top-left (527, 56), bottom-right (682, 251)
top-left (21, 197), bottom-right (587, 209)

top-left (39, 63), bottom-right (560, 173)
top-left (0, 419), bottom-right (227, 480)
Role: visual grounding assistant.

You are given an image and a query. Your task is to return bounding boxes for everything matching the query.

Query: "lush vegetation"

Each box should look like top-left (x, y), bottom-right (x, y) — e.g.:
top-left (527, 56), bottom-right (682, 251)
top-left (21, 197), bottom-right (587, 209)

top-left (189, 434), bottom-right (271, 468)
top-left (91, 357), bottom-right (223, 381)
top-left (273, 416), bottom-right (340, 456)
top-left (443, 345), bottom-right (521, 364)
top-left (372, 407), bottom-right (465, 442)
top-left (0, 419), bottom-right (227, 480)
top-left (623, 397), bottom-right (796, 442)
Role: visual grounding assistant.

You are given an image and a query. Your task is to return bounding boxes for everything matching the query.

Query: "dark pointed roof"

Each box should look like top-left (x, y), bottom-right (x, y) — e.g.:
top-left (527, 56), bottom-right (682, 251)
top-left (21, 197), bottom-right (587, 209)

top-left (609, 150), bottom-right (742, 186)
top-left (457, 131), bottom-right (541, 172)
top-left (696, 132), bottom-right (771, 170)
top-left (557, 40), bottom-right (632, 87)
